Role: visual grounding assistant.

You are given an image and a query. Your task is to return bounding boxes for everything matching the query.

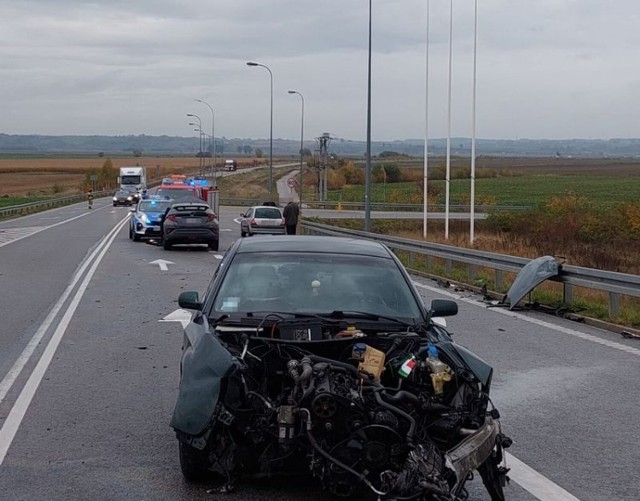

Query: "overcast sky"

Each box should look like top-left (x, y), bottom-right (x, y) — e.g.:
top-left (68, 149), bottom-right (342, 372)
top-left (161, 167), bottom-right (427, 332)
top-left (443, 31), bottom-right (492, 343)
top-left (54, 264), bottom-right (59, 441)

top-left (1, 0), bottom-right (638, 141)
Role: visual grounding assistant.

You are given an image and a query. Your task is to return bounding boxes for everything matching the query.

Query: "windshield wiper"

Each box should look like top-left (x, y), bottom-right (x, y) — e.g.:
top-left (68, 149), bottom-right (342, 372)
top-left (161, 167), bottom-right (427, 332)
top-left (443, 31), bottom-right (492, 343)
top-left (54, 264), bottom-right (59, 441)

top-left (325, 310), bottom-right (415, 327)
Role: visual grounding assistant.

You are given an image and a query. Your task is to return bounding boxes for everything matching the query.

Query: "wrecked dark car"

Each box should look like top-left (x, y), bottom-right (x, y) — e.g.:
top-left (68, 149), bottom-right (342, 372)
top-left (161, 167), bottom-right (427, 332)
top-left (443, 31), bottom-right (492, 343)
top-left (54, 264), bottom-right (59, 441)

top-left (171, 236), bottom-right (511, 500)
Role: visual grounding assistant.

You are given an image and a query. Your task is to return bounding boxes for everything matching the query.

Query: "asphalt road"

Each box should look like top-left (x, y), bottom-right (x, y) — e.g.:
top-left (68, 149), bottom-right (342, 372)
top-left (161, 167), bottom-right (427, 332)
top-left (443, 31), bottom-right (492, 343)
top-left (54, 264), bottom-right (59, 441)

top-left (0, 199), bottom-right (639, 500)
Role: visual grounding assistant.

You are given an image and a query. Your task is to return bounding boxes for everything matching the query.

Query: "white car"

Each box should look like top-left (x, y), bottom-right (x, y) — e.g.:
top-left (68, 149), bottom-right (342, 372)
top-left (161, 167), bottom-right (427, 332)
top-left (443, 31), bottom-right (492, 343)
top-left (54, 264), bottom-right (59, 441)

top-left (239, 206), bottom-right (286, 237)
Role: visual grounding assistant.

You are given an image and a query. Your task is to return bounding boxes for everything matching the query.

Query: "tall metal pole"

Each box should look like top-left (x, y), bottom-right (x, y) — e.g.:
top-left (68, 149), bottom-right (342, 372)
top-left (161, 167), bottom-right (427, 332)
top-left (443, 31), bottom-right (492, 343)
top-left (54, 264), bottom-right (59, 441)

top-left (364, 0), bottom-right (373, 232)
top-left (445, 0), bottom-right (453, 240)
top-left (195, 99), bottom-right (216, 181)
top-left (246, 62), bottom-right (274, 193)
top-left (288, 90), bottom-right (305, 208)
top-left (470, 0), bottom-right (478, 243)
top-left (187, 113), bottom-right (202, 173)
top-left (423, 0), bottom-right (430, 240)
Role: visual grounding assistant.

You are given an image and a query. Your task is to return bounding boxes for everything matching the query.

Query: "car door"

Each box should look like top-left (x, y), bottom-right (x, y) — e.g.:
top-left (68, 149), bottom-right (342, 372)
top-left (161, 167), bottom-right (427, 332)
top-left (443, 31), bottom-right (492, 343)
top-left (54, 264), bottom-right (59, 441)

top-left (240, 208), bottom-right (251, 234)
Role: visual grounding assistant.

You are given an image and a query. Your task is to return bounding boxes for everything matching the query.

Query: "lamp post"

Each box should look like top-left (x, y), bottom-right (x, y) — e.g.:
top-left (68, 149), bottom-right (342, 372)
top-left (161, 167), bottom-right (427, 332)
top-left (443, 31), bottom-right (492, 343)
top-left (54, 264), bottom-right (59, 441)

top-left (246, 61), bottom-right (273, 193)
top-left (364, 0), bottom-right (373, 232)
top-left (195, 99), bottom-right (216, 181)
top-left (288, 90), bottom-right (304, 209)
top-left (187, 113), bottom-right (203, 173)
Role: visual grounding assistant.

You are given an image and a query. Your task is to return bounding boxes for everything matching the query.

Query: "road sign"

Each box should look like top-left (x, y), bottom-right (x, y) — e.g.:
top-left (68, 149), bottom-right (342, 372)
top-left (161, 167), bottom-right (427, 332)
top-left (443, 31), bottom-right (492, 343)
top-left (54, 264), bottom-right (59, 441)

top-left (287, 178), bottom-right (295, 188)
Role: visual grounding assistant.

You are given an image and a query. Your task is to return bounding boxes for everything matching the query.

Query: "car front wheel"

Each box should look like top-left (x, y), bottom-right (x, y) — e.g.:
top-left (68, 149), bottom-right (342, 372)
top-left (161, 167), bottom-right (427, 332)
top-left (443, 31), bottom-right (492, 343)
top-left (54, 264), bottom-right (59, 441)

top-left (178, 440), bottom-right (210, 482)
top-left (163, 240), bottom-right (172, 250)
top-left (208, 240), bottom-right (219, 251)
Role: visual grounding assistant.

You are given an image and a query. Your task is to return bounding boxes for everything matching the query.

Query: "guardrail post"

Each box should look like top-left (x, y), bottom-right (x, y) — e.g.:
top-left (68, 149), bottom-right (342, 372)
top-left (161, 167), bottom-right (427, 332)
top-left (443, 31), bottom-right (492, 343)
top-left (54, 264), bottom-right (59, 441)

top-left (468, 264), bottom-right (477, 281)
top-left (408, 252), bottom-right (415, 269)
top-left (445, 259), bottom-right (452, 275)
top-left (495, 269), bottom-right (503, 290)
top-left (609, 293), bottom-right (620, 318)
top-left (563, 284), bottom-right (573, 305)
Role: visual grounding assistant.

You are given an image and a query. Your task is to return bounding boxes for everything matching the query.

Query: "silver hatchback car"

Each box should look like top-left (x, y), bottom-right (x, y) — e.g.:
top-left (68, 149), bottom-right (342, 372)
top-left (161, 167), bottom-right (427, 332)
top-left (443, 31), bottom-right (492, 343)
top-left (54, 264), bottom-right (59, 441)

top-left (239, 206), bottom-right (285, 237)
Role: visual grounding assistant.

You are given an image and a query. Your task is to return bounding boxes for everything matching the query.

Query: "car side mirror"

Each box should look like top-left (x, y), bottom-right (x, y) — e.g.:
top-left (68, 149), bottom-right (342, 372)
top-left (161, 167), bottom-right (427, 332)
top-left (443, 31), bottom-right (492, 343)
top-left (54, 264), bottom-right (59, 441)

top-left (429, 299), bottom-right (458, 317)
top-left (129, 208), bottom-right (136, 213)
top-left (178, 291), bottom-right (203, 311)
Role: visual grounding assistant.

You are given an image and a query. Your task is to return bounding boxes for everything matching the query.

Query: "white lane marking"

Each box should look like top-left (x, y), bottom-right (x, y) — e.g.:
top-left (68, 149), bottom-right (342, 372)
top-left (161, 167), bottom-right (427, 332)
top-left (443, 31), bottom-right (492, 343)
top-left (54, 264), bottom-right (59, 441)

top-left (150, 259), bottom-right (174, 271)
top-left (0, 210), bottom-right (94, 249)
top-left (506, 452), bottom-right (581, 501)
top-left (0, 218), bottom-right (126, 404)
top-left (214, 254), bottom-right (223, 260)
top-left (0, 216), bottom-right (129, 465)
top-left (413, 281), bottom-right (640, 358)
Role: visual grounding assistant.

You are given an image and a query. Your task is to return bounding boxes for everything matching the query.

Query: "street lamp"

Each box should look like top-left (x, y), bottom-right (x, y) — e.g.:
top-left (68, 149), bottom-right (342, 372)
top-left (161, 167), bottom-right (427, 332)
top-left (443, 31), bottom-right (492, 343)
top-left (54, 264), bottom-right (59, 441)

top-left (246, 61), bottom-right (273, 193)
top-left (364, 0), bottom-right (373, 232)
top-left (195, 99), bottom-right (216, 180)
top-left (187, 113), bottom-right (203, 172)
top-left (288, 90), bottom-right (304, 209)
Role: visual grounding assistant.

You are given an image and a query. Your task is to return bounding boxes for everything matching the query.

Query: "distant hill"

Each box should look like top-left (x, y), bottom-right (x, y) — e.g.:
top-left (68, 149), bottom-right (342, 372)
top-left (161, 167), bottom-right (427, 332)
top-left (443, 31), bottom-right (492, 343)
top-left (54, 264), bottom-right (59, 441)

top-left (0, 133), bottom-right (639, 158)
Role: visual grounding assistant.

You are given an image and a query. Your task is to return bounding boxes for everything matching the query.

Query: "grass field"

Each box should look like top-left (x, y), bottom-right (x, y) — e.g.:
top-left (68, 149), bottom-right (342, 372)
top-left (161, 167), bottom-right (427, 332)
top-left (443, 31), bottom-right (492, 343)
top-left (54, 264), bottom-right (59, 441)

top-left (329, 156), bottom-right (640, 208)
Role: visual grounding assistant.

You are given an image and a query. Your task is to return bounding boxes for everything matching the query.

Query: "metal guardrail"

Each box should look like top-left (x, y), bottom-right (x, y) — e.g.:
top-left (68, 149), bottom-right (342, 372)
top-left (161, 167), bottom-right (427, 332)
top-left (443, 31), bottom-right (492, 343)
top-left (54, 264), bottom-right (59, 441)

top-left (300, 220), bottom-right (640, 317)
top-left (220, 198), bottom-right (532, 212)
top-left (0, 191), bottom-right (110, 219)
top-left (0, 179), bottom-right (165, 220)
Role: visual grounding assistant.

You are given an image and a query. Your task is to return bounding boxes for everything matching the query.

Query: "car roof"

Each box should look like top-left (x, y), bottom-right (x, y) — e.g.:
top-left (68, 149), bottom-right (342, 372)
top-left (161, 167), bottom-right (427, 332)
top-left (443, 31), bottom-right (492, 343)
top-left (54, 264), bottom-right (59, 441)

top-left (234, 235), bottom-right (392, 258)
top-left (250, 205), bottom-right (282, 210)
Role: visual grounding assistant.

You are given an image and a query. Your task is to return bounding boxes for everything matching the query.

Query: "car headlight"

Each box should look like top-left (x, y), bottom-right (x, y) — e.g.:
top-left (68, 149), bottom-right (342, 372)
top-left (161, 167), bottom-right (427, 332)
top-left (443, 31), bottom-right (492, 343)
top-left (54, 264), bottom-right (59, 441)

top-left (140, 214), bottom-right (150, 223)
top-left (112, 197), bottom-right (118, 201)
top-left (127, 196), bottom-right (133, 201)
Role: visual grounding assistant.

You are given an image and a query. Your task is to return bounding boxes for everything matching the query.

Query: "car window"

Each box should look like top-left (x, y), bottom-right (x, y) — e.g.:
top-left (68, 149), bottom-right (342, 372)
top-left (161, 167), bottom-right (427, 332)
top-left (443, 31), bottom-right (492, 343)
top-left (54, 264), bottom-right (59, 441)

top-left (173, 205), bottom-right (209, 212)
top-left (254, 208), bottom-right (282, 219)
top-left (139, 201), bottom-right (172, 212)
top-left (211, 252), bottom-right (422, 319)
top-left (157, 188), bottom-right (196, 200)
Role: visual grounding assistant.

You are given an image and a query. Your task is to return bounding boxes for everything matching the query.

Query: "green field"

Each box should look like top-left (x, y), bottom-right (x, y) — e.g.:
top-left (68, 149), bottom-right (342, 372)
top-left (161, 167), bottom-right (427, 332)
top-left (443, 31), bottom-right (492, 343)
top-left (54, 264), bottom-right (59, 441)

top-left (328, 174), bottom-right (640, 207)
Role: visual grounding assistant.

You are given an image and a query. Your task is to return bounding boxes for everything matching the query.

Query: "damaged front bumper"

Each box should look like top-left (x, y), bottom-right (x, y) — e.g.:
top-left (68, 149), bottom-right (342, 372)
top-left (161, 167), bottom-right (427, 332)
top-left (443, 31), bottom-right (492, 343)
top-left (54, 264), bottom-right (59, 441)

top-left (445, 417), bottom-right (502, 494)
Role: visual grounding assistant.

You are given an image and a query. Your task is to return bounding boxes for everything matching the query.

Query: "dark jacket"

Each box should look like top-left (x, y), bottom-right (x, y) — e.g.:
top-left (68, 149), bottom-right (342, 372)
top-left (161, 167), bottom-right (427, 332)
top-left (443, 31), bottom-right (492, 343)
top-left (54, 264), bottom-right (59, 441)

top-left (283, 202), bottom-right (299, 226)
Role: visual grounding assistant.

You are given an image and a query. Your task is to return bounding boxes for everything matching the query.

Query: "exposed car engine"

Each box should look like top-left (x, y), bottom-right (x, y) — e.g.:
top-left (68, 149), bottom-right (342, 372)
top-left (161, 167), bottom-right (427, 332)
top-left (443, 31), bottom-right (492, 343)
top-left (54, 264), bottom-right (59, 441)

top-left (177, 320), bottom-right (511, 500)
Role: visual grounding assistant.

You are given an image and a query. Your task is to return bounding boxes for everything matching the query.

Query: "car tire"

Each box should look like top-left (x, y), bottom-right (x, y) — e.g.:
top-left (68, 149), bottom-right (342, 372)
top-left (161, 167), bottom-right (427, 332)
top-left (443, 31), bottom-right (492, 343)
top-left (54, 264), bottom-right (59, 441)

top-left (241, 229), bottom-right (246, 237)
top-left (129, 227), bottom-right (134, 240)
top-left (163, 240), bottom-right (172, 250)
top-left (208, 240), bottom-right (219, 251)
top-left (178, 440), bottom-right (210, 483)
top-left (133, 232), bottom-right (141, 242)
top-left (113, 203), bottom-right (117, 207)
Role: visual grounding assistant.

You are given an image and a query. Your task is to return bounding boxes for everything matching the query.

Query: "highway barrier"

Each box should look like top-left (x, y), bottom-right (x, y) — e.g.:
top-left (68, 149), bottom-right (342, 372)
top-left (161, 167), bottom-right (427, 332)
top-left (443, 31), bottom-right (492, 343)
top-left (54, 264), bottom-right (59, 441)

top-left (301, 220), bottom-right (640, 319)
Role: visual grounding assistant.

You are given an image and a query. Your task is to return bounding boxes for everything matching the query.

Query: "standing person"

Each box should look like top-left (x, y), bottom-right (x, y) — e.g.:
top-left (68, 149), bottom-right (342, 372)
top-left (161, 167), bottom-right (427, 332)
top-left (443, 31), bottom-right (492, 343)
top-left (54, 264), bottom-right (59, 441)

top-left (283, 201), bottom-right (300, 235)
top-left (87, 189), bottom-right (94, 209)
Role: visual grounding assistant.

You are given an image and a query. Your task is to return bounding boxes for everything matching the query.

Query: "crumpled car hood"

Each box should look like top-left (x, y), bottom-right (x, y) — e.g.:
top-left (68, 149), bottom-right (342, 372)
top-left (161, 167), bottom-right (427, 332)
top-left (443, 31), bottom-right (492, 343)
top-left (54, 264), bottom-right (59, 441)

top-left (505, 255), bottom-right (560, 310)
top-left (170, 317), bottom-right (236, 436)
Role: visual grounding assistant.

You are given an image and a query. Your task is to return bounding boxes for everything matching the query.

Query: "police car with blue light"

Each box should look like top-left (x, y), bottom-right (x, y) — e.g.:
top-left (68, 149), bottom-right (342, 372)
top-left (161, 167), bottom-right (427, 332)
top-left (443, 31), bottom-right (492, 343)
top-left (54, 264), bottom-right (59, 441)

top-left (129, 195), bottom-right (174, 241)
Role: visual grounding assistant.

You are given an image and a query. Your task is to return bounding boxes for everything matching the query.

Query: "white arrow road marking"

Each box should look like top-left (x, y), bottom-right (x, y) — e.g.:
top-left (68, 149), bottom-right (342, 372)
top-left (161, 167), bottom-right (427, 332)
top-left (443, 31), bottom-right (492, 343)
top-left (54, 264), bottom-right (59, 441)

top-left (159, 309), bottom-right (193, 329)
top-left (150, 259), bottom-right (174, 271)
top-left (220, 228), bottom-right (232, 232)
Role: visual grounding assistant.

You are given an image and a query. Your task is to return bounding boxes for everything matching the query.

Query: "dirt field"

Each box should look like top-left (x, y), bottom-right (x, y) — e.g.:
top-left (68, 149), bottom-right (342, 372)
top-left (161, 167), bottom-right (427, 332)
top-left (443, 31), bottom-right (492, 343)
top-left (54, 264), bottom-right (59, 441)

top-left (0, 156), bottom-right (262, 197)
